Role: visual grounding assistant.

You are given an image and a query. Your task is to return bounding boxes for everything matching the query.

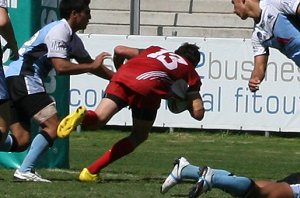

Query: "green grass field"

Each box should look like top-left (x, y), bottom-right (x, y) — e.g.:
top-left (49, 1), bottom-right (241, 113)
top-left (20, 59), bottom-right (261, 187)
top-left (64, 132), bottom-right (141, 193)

top-left (1, 129), bottom-right (300, 197)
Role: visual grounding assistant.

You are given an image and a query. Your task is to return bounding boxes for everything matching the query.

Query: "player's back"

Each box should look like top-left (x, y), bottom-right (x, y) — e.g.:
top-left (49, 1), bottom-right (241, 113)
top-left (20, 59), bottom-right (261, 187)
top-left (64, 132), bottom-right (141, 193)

top-left (112, 46), bottom-right (200, 98)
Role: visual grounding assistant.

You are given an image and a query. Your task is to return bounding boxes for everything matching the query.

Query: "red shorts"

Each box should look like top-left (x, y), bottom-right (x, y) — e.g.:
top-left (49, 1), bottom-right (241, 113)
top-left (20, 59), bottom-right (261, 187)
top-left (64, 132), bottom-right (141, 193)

top-left (105, 81), bottom-right (161, 110)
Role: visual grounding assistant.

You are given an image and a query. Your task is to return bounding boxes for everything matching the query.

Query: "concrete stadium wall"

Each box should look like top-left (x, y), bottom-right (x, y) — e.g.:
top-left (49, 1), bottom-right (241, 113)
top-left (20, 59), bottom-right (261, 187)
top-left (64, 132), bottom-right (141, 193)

top-left (85, 0), bottom-right (253, 38)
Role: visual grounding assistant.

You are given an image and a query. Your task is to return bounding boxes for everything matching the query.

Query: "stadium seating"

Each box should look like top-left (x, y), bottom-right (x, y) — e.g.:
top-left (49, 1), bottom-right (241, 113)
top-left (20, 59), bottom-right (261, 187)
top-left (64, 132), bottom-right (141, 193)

top-left (85, 0), bottom-right (253, 38)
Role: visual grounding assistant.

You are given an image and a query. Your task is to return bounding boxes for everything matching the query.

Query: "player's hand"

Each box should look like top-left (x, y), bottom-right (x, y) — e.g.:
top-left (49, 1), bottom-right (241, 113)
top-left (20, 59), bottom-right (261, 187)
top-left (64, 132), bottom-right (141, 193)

top-left (93, 52), bottom-right (111, 69)
top-left (248, 78), bottom-right (261, 92)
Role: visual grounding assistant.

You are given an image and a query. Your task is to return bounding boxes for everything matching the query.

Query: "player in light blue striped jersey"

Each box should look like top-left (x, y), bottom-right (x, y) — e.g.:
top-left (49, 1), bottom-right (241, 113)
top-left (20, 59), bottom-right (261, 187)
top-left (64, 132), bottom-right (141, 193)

top-left (162, 157), bottom-right (300, 198)
top-left (231, 0), bottom-right (300, 92)
top-left (4, 0), bottom-right (113, 182)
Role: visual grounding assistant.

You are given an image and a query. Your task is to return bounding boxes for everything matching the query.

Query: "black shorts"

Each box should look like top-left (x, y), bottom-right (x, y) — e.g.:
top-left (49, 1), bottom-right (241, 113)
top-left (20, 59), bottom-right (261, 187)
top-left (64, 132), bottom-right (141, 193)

top-left (105, 93), bottom-right (157, 121)
top-left (6, 76), bottom-right (41, 101)
top-left (10, 92), bottom-right (54, 124)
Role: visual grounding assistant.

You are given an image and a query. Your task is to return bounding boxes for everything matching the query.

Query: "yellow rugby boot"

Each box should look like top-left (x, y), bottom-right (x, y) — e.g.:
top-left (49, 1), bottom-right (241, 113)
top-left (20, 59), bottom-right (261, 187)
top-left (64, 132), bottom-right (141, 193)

top-left (57, 106), bottom-right (87, 138)
top-left (79, 168), bottom-right (101, 182)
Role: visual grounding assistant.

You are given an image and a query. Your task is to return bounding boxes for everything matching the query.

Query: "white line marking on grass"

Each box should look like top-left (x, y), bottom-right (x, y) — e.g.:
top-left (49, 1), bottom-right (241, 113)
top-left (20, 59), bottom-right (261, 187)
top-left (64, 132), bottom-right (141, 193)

top-left (48, 169), bottom-right (79, 174)
top-left (47, 169), bottom-right (140, 178)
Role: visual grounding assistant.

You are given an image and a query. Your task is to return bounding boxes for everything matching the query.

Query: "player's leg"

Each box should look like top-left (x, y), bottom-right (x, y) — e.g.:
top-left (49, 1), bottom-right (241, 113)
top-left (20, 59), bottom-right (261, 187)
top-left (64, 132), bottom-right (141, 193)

top-left (128, 106), bottom-right (156, 147)
top-left (161, 157), bottom-right (200, 194)
top-left (79, 82), bottom-right (160, 182)
top-left (85, 114), bottom-right (154, 172)
top-left (0, 103), bottom-right (30, 152)
top-left (189, 166), bottom-right (254, 198)
top-left (161, 161), bottom-right (243, 194)
top-left (78, 95), bottom-right (125, 182)
top-left (57, 106), bottom-right (87, 138)
top-left (80, 94), bottom-right (122, 130)
top-left (0, 77), bottom-right (31, 152)
top-left (0, 66), bottom-right (9, 141)
top-left (0, 75), bottom-right (24, 151)
top-left (57, 100), bottom-right (114, 137)
top-left (79, 106), bottom-right (156, 182)
top-left (58, 83), bottom-right (125, 137)
top-left (0, 100), bottom-right (21, 152)
top-left (83, 117), bottom-right (154, 174)
top-left (0, 120), bottom-right (31, 152)
top-left (0, 102), bottom-right (31, 152)
top-left (13, 93), bottom-right (57, 182)
top-left (0, 100), bottom-right (10, 144)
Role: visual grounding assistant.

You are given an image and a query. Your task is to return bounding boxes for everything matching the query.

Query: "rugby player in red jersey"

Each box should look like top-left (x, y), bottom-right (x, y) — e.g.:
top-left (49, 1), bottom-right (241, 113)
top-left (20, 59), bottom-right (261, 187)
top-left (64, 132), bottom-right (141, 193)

top-left (58, 43), bottom-right (205, 182)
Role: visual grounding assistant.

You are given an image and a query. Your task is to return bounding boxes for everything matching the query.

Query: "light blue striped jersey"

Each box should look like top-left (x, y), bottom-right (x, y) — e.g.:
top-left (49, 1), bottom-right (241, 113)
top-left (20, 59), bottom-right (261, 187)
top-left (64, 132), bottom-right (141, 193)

top-left (5, 19), bottom-right (89, 94)
top-left (251, 0), bottom-right (300, 66)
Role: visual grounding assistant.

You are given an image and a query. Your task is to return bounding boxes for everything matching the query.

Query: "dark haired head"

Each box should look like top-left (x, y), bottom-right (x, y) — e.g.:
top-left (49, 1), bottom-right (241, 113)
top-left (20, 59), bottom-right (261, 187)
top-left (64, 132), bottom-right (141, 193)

top-left (59, 0), bottom-right (90, 19)
top-left (174, 43), bottom-right (200, 67)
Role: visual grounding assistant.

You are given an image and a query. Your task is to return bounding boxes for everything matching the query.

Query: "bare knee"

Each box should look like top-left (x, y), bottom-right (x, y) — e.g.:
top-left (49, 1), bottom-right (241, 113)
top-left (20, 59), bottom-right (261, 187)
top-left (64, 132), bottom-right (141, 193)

top-left (40, 115), bottom-right (60, 139)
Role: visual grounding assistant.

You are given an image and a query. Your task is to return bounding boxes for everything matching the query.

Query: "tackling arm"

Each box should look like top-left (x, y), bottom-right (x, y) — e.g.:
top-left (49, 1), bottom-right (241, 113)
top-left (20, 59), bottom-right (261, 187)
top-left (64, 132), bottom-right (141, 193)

top-left (51, 51), bottom-right (114, 80)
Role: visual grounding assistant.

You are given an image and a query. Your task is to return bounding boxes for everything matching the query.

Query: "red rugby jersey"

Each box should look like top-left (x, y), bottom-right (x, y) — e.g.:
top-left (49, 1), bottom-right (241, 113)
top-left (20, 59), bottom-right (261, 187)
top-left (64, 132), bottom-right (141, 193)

top-left (111, 46), bottom-right (201, 98)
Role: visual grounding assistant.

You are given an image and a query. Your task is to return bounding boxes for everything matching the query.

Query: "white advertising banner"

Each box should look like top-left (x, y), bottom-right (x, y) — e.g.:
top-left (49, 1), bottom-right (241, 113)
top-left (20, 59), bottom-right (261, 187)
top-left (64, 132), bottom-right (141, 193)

top-left (70, 34), bottom-right (300, 132)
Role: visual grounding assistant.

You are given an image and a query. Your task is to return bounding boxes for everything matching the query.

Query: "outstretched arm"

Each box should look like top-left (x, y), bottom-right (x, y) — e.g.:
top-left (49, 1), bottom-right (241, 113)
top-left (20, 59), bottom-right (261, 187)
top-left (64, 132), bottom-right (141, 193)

top-left (248, 54), bottom-right (268, 92)
top-left (51, 52), bottom-right (114, 80)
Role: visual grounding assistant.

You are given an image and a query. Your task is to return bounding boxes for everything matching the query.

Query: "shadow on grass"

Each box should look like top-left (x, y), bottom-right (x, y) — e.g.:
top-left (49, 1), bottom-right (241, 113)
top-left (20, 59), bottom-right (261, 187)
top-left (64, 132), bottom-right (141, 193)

top-left (170, 194), bottom-right (189, 197)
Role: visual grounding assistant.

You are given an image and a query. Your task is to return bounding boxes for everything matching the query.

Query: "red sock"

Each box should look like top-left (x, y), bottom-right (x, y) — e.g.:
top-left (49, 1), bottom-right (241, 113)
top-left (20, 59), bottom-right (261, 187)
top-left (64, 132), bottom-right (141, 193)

top-left (82, 110), bottom-right (98, 129)
top-left (88, 137), bottom-right (135, 174)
